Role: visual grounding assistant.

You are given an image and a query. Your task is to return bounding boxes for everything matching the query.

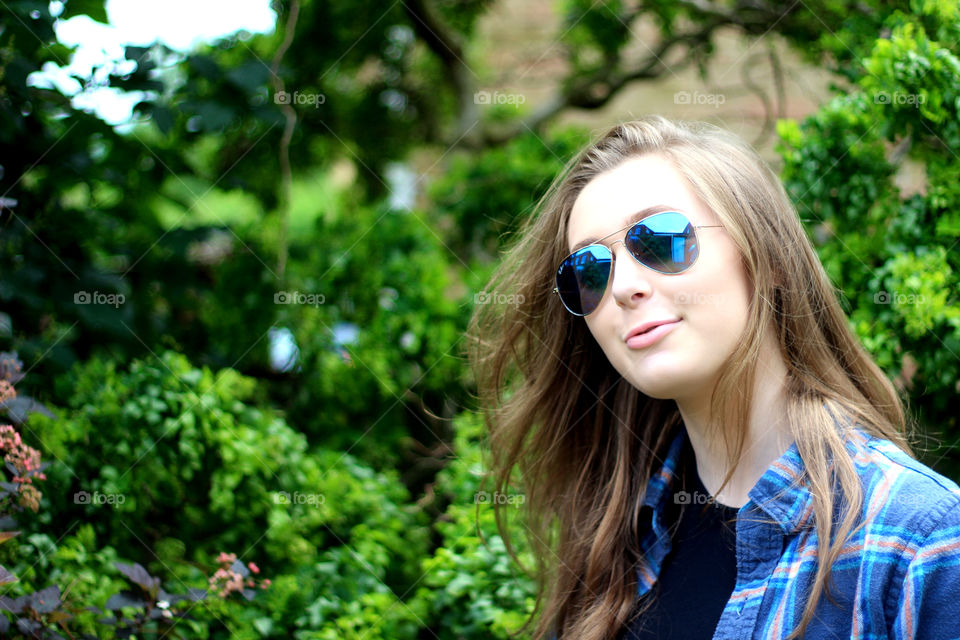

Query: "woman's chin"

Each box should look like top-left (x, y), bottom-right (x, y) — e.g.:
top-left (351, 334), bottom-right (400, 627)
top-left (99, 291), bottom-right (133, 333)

top-left (626, 377), bottom-right (683, 400)
top-left (624, 368), bottom-right (712, 402)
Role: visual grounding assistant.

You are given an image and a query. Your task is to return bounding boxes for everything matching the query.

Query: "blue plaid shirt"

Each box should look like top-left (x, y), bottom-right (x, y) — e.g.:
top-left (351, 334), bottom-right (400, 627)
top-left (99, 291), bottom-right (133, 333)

top-left (631, 426), bottom-right (960, 639)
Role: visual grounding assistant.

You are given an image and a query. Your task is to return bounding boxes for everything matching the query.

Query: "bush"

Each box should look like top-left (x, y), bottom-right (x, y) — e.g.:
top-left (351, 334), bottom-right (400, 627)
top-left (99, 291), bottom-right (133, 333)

top-left (6, 349), bottom-right (431, 636)
top-left (273, 203), bottom-right (471, 469)
top-left (776, 2), bottom-right (960, 479)
top-left (21, 350), bottom-right (428, 611)
top-left (411, 412), bottom-right (536, 639)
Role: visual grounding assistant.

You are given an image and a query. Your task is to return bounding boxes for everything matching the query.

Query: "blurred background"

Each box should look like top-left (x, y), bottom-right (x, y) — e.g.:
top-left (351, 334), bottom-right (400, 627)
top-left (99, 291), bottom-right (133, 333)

top-left (1, 0), bottom-right (958, 636)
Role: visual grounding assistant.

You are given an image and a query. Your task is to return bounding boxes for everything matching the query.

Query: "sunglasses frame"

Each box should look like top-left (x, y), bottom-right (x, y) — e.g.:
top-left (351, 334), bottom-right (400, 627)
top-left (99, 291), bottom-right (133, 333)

top-left (553, 211), bottom-right (723, 317)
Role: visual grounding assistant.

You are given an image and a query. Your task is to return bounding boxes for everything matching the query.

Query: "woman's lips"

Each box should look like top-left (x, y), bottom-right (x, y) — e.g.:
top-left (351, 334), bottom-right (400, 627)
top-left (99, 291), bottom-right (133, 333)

top-left (625, 320), bottom-right (680, 349)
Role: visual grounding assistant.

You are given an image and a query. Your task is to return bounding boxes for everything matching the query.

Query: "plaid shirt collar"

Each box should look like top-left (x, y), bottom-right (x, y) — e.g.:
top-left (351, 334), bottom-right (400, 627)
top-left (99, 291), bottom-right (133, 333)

top-left (642, 426), bottom-right (816, 535)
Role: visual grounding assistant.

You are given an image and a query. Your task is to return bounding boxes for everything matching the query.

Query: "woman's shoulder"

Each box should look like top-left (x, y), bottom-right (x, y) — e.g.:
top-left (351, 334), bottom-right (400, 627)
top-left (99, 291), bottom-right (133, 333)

top-left (847, 428), bottom-right (960, 538)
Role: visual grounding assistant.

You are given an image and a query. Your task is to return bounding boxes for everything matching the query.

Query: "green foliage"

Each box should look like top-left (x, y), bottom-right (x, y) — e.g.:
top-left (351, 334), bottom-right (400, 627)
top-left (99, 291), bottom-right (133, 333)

top-left (411, 412), bottom-right (536, 639)
top-left (26, 351), bottom-right (428, 580)
top-left (0, 526), bottom-right (266, 638)
top-left (429, 127), bottom-right (589, 260)
top-left (0, 362), bottom-right (266, 638)
top-left (274, 203), bottom-right (471, 466)
top-left (562, 0), bottom-right (633, 74)
top-left (776, 2), bottom-right (960, 478)
top-left (10, 350), bottom-right (431, 637)
top-left (861, 12), bottom-right (960, 144)
top-left (1, 529), bottom-right (118, 636)
top-left (14, 527), bottom-right (127, 632)
top-left (255, 554), bottom-right (425, 640)
top-left (1, 3), bottom-right (272, 380)
top-left (776, 96), bottom-right (896, 292)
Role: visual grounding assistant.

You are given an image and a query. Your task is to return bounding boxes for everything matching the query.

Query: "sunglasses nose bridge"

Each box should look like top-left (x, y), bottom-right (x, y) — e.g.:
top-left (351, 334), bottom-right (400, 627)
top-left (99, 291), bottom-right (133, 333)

top-left (608, 240), bottom-right (654, 302)
top-left (610, 235), bottom-right (650, 272)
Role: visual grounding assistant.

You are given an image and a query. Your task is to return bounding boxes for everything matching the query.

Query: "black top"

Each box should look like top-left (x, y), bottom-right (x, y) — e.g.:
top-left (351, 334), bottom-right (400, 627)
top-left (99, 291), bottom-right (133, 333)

top-left (620, 435), bottom-right (739, 639)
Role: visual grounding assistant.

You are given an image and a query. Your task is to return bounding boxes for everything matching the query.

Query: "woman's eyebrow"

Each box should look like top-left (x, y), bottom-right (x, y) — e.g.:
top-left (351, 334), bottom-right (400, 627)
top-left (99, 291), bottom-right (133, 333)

top-left (570, 204), bottom-right (677, 252)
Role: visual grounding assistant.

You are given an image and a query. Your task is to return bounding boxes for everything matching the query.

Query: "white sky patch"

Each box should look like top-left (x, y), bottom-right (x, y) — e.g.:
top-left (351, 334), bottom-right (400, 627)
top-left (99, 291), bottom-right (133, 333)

top-left (28, 0), bottom-right (275, 125)
top-left (103, 0), bottom-right (275, 51)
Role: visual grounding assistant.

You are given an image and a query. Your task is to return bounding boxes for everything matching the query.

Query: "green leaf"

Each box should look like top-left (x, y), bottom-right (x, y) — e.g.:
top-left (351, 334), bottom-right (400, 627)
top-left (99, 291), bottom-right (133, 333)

top-left (61, 0), bottom-right (108, 22)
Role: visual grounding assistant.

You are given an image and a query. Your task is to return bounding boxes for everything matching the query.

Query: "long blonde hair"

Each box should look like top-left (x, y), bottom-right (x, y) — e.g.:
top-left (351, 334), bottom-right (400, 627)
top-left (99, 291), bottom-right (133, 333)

top-left (466, 116), bottom-right (911, 640)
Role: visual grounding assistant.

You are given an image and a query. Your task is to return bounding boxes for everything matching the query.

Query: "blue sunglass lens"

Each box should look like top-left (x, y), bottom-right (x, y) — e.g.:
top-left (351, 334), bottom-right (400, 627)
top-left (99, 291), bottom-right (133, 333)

top-left (625, 212), bottom-right (698, 274)
top-left (556, 245), bottom-right (612, 316)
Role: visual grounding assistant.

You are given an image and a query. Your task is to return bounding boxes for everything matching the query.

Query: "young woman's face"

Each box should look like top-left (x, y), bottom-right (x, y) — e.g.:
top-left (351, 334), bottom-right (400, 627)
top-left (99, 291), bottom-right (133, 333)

top-left (566, 154), bottom-right (752, 403)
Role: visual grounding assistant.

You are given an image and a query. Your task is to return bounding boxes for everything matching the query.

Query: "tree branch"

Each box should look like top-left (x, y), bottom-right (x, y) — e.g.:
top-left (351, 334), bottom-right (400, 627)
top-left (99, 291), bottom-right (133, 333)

top-left (402, 0), bottom-right (479, 143)
top-left (474, 22), bottom-right (722, 147)
top-left (413, 0), bottom-right (810, 149)
top-left (742, 51), bottom-right (774, 147)
top-left (271, 0), bottom-right (300, 280)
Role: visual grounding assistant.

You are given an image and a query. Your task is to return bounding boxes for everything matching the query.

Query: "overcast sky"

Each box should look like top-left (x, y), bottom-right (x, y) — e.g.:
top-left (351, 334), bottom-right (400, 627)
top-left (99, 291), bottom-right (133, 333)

top-left (31, 0), bottom-right (276, 123)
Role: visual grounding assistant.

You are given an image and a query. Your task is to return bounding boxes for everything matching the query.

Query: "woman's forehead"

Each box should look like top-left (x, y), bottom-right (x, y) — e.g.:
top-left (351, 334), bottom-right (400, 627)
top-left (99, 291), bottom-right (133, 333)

top-left (566, 156), bottom-right (715, 249)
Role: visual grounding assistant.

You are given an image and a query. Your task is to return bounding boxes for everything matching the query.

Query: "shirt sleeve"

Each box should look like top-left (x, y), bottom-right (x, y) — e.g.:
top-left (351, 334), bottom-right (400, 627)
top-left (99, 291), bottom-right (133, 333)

top-left (890, 494), bottom-right (960, 639)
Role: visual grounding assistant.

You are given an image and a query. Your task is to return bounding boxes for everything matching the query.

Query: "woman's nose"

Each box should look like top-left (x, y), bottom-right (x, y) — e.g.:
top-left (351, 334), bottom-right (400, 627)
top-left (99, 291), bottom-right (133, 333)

top-left (609, 242), bottom-right (653, 309)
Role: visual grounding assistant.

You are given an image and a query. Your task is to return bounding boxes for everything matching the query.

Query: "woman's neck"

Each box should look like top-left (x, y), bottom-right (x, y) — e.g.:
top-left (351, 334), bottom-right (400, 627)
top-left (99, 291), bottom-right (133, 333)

top-left (674, 329), bottom-right (794, 509)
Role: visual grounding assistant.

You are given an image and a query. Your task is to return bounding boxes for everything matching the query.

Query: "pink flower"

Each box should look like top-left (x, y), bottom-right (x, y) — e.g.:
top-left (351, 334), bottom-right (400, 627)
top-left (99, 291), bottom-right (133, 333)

top-left (0, 381), bottom-right (15, 403)
top-left (1, 423), bottom-right (46, 512)
top-left (208, 551), bottom-right (269, 598)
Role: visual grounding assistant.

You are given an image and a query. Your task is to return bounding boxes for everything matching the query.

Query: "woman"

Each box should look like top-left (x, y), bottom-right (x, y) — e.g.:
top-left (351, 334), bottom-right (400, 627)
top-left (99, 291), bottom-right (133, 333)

top-left (467, 116), bottom-right (960, 639)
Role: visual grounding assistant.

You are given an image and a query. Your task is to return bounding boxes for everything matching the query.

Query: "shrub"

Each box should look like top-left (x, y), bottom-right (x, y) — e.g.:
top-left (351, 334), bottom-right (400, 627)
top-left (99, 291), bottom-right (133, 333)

top-left (273, 203), bottom-right (471, 469)
top-left (16, 350), bottom-right (429, 637)
top-left (776, 2), bottom-right (960, 479)
top-left (411, 412), bottom-right (536, 639)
